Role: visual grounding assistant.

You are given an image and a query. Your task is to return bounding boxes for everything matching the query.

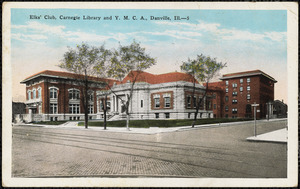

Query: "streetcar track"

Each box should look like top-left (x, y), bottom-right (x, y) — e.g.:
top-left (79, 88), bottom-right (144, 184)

top-left (12, 127), bottom-right (286, 161)
top-left (14, 133), bottom-right (267, 178)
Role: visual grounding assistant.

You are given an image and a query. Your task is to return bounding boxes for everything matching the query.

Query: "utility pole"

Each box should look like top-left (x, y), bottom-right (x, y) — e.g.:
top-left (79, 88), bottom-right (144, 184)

top-left (251, 102), bottom-right (259, 137)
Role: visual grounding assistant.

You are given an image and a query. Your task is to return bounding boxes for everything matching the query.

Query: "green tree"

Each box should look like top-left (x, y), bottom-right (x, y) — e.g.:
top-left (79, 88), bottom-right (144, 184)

top-left (59, 43), bottom-right (105, 129)
top-left (107, 41), bottom-right (156, 130)
top-left (181, 54), bottom-right (226, 128)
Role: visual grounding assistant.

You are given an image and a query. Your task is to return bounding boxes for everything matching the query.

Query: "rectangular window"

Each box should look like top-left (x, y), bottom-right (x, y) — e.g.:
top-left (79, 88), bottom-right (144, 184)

top-left (88, 105), bottom-right (94, 114)
top-left (232, 99), bottom-right (238, 104)
top-left (193, 96), bottom-right (196, 108)
top-left (240, 79), bottom-right (243, 83)
top-left (141, 100), bottom-right (143, 108)
top-left (69, 104), bottom-right (80, 114)
top-left (225, 96), bottom-right (228, 102)
top-left (225, 80), bottom-right (229, 86)
top-left (232, 83), bottom-right (237, 88)
top-left (213, 104), bottom-right (216, 109)
top-left (232, 91), bottom-right (238, 96)
top-left (232, 108), bottom-right (238, 114)
top-left (50, 103), bottom-right (57, 114)
top-left (165, 113), bottom-right (170, 119)
top-left (187, 96), bottom-right (191, 108)
top-left (247, 94), bottom-right (251, 100)
top-left (240, 87), bottom-right (243, 92)
top-left (247, 78), bottom-right (251, 83)
top-left (154, 98), bottom-right (160, 108)
top-left (225, 105), bottom-right (229, 112)
top-left (153, 94), bottom-right (160, 108)
top-left (164, 97), bottom-right (170, 108)
top-left (247, 86), bottom-right (251, 91)
top-left (88, 93), bottom-right (94, 101)
top-left (155, 113), bottom-right (159, 119)
top-left (225, 88), bottom-right (228, 93)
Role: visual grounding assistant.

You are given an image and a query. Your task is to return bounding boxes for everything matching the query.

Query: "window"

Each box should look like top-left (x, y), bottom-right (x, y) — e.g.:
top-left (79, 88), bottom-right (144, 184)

top-left (232, 91), bottom-right (238, 96)
top-left (232, 99), bottom-right (238, 104)
top-left (155, 113), bottom-right (159, 119)
top-left (163, 93), bottom-right (171, 108)
top-left (141, 100), bottom-right (143, 108)
top-left (88, 92), bottom-right (94, 101)
top-left (232, 108), bottom-right (238, 114)
top-left (50, 103), bottom-right (57, 114)
top-left (225, 96), bottom-right (229, 102)
top-left (187, 96), bottom-right (191, 108)
top-left (88, 105), bottom-right (94, 114)
top-left (193, 96), bottom-right (196, 108)
top-left (232, 83), bottom-right (237, 88)
top-left (69, 89), bottom-right (80, 100)
top-left (240, 87), bottom-right (243, 92)
top-left (225, 80), bottom-right (229, 86)
top-left (32, 89), bottom-right (36, 99)
top-left (37, 88), bottom-right (42, 98)
top-left (188, 113), bottom-right (191, 119)
top-left (247, 78), bottom-right (251, 83)
top-left (27, 90), bottom-right (31, 100)
top-left (247, 86), bottom-right (251, 91)
top-left (247, 94), bottom-right (251, 100)
top-left (50, 88), bottom-right (58, 99)
top-left (225, 105), bottom-right (229, 112)
top-left (165, 113), bottom-right (170, 118)
top-left (154, 94), bottom-right (160, 108)
top-left (225, 88), bottom-right (228, 93)
top-left (240, 79), bottom-right (243, 83)
top-left (69, 104), bottom-right (80, 114)
top-left (214, 104), bottom-right (216, 109)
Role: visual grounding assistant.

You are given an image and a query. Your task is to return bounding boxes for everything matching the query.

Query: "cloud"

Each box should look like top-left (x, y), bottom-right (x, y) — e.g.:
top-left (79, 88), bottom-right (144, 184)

top-left (155, 20), bottom-right (286, 43)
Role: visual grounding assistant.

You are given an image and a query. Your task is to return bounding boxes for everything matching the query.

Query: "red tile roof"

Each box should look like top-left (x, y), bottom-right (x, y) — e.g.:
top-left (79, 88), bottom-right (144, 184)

top-left (121, 71), bottom-right (199, 84)
top-left (21, 70), bottom-right (119, 86)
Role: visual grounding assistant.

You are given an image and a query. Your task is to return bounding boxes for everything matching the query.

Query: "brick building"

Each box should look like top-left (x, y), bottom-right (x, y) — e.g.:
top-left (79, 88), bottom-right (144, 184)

top-left (219, 70), bottom-right (277, 119)
top-left (20, 70), bottom-right (214, 122)
top-left (19, 69), bottom-right (277, 122)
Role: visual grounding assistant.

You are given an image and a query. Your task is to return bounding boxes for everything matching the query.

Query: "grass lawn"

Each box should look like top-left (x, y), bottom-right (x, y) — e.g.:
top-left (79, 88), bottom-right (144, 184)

top-left (32, 121), bottom-right (68, 125)
top-left (77, 118), bottom-right (252, 128)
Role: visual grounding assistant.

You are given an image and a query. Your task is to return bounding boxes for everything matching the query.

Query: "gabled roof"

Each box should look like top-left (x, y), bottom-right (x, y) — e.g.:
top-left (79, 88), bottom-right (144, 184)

top-left (121, 71), bottom-right (199, 84)
top-left (220, 70), bottom-right (277, 82)
top-left (21, 70), bottom-right (119, 86)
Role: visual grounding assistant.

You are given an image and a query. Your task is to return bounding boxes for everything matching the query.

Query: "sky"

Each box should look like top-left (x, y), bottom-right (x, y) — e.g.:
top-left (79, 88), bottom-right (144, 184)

top-left (11, 8), bottom-right (287, 103)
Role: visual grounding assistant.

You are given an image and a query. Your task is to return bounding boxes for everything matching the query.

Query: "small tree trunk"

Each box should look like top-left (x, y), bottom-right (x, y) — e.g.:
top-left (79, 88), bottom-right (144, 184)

top-left (103, 95), bottom-right (107, 130)
top-left (126, 114), bottom-right (130, 130)
top-left (192, 107), bottom-right (199, 128)
top-left (84, 69), bottom-right (88, 129)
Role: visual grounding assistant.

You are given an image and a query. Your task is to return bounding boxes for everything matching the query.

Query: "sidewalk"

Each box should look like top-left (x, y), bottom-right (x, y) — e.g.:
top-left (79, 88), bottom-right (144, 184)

top-left (246, 128), bottom-right (287, 143)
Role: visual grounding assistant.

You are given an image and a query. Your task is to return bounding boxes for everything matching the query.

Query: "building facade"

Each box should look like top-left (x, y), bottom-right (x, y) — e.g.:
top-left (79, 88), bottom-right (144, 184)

top-left (219, 70), bottom-right (277, 119)
top-left (20, 70), bottom-right (213, 122)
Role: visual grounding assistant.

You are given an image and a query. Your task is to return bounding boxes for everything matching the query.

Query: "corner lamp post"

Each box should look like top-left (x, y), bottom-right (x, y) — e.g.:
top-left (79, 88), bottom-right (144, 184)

top-left (251, 102), bottom-right (259, 137)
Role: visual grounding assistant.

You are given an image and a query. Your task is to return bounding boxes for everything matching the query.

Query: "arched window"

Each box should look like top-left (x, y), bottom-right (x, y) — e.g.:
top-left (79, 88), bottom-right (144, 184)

top-left (32, 89), bottom-right (36, 99)
top-left (49, 88), bottom-right (58, 99)
top-left (37, 87), bottom-right (42, 98)
top-left (27, 90), bottom-right (31, 100)
top-left (69, 89), bottom-right (80, 100)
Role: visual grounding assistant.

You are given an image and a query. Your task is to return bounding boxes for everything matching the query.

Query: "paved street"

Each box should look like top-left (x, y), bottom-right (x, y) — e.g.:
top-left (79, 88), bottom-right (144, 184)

top-left (12, 119), bottom-right (287, 178)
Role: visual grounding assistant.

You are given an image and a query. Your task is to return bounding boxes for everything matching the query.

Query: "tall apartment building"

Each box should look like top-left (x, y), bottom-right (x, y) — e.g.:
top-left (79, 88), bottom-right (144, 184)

top-left (219, 70), bottom-right (277, 119)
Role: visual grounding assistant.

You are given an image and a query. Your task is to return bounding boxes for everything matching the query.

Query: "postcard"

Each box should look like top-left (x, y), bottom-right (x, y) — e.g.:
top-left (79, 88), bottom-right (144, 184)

top-left (2, 2), bottom-right (298, 187)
